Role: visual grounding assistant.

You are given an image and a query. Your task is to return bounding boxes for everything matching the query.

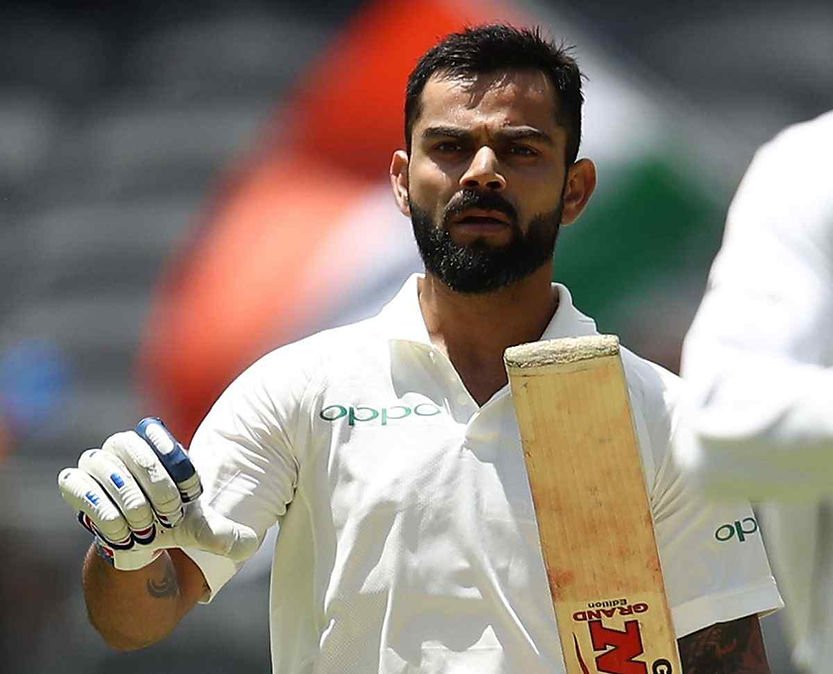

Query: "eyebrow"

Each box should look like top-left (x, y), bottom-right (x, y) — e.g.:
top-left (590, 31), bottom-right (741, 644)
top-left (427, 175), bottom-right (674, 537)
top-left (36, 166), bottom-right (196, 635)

top-left (421, 125), bottom-right (554, 146)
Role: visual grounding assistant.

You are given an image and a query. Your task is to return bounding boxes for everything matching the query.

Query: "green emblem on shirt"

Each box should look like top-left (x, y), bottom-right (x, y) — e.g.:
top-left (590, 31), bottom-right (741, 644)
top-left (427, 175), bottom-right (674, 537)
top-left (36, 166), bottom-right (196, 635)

top-left (319, 403), bottom-right (442, 426)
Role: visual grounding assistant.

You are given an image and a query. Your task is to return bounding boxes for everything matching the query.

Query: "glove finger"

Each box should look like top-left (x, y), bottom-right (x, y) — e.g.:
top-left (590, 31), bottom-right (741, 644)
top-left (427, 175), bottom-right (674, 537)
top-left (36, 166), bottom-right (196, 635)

top-left (58, 467), bottom-right (133, 548)
top-left (174, 501), bottom-right (259, 562)
top-left (135, 418), bottom-right (202, 504)
top-left (78, 449), bottom-right (156, 545)
top-left (103, 430), bottom-right (184, 527)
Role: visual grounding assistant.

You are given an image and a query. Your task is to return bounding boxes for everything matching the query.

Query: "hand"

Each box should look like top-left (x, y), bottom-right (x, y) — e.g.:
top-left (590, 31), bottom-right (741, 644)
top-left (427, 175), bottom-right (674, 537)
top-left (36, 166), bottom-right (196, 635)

top-left (58, 418), bottom-right (258, 571)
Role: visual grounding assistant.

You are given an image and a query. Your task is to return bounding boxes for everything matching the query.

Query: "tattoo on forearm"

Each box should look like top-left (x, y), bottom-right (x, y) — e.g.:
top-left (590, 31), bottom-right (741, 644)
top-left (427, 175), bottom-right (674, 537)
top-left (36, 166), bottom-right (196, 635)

top-left (678, 615), bottom-right (770, 673)
top-left (146, 559), bottom-right (179, 599)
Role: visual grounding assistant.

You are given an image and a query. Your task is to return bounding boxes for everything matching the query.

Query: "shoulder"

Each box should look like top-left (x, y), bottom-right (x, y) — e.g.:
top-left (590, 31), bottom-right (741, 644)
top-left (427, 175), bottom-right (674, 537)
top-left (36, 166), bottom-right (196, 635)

top-left (193, 316), bottom-right (391, 450)
top-left (619, 347), bottom-right (682, 481)
top-left (620, 346), bottom-right (681, 417)
top-left (254, 316), bottom-right (385, 372)
top-left (715, 112), bottom-right (833, 285)
top-left (740, 111), bottom-right (833, 206)
top-left (224, 316), bottom-right (389, 404)
top-left (764, 110), bottom-right (833, 162)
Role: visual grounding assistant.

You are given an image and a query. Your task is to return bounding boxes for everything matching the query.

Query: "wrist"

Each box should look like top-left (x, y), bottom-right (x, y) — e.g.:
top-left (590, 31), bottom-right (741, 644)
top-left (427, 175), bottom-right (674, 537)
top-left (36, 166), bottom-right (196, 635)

top-left (93, 536), bottom-right (164, 571)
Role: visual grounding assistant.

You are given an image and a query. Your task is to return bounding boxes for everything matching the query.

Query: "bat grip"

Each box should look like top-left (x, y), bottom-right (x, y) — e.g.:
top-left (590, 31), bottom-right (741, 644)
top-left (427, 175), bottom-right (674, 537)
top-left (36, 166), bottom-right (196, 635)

top-left (135, 417), bottom-right (203, 503)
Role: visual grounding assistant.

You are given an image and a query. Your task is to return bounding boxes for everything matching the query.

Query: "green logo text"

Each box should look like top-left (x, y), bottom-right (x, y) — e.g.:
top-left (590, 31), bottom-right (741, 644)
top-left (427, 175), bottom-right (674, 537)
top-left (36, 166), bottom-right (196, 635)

top-left (319, 403), bottom-right (442, 426)
top-left (715, 517), bottom-right (758, 543)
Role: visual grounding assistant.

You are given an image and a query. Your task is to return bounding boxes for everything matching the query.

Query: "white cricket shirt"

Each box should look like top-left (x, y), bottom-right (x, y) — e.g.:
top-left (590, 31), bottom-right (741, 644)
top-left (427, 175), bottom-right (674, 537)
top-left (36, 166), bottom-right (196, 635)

top-left (676, 110), bottom-right (833, 671)
top-left (677, 110), bottom-right (833, 500)
top-left (186, 274), bottom-right (781, 674)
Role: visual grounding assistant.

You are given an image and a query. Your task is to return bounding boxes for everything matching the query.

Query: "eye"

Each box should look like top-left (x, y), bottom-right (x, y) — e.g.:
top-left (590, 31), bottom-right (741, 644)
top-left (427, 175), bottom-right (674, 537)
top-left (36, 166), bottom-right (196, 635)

top-left (508, 144), bottom-right (538, 157)
top-left (433, 141), bottom-right (466, 154)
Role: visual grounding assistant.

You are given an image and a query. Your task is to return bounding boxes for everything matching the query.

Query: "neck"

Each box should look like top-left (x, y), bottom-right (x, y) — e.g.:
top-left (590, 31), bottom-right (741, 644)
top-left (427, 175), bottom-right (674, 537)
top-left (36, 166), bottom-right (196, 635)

top-left (418, 265), bottom-right (558, 403)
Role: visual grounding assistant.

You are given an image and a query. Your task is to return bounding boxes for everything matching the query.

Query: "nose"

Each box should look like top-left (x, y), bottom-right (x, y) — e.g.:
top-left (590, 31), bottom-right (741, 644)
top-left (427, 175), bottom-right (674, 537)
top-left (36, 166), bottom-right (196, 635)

top-left (459, 146), bottom-right (506, 191)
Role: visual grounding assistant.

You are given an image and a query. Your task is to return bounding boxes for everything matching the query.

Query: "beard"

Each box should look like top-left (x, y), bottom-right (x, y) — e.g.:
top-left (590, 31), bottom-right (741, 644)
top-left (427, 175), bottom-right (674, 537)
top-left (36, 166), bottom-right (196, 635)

top-left (410, 189), bottom-right (563, 294)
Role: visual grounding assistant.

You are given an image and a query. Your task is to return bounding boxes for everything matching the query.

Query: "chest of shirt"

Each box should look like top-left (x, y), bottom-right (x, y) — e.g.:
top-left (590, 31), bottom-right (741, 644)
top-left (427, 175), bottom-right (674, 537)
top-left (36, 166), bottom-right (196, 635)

top-left (288, 343), bottom-right (659, 538)
top-left (303, 384), bottom-right (537, 534)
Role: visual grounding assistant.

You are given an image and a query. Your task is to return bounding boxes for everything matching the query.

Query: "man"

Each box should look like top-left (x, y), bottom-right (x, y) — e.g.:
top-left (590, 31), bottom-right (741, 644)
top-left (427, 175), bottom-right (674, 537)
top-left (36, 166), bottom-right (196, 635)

top-left (59, 25), bottom-right (781, 672)
top-left (676, 110), bottom-right (833, 672)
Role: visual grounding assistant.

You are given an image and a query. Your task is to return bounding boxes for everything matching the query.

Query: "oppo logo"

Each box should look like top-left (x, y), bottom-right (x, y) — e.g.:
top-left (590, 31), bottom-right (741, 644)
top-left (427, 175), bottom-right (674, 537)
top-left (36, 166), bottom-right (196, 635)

top-left (715, 517), bottom-right (759, 543)
top-left (319, 403), bottom-right (442, 426)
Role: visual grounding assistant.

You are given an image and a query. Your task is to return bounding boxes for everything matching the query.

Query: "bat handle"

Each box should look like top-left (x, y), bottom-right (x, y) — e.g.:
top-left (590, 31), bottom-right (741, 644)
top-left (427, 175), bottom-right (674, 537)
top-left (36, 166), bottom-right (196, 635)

top-left (135, 417), bottom-right (203, 503)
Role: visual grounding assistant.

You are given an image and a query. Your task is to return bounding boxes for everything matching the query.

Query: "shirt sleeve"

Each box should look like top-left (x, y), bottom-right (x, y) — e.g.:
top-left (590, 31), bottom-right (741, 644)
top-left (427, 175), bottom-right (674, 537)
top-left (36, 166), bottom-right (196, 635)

top-left (181, 342), bottom-right (314, 601)
top-left (676, 115), bottom-right (833, 500)
top-left (653, 456), bottom-right (783, 636)
top-left (635, 361), bottom-right (783, 636)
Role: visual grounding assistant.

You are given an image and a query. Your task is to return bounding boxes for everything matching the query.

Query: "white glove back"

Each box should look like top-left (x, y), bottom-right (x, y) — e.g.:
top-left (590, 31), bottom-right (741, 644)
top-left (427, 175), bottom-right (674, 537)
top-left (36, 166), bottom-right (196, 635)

top-left (58, 418), bottom-right (258, 571)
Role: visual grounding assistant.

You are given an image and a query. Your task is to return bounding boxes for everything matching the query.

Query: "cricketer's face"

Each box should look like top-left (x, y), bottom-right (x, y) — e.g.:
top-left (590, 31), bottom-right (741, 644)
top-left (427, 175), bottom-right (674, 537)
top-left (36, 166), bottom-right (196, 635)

top-left (390, 68), bottom-right (595, 293)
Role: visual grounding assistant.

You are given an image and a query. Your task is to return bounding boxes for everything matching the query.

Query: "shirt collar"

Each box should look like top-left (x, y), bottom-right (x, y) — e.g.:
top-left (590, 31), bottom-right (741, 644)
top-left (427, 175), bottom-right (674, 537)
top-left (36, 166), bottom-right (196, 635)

top-left (375, 273), bottom-right (598, 345)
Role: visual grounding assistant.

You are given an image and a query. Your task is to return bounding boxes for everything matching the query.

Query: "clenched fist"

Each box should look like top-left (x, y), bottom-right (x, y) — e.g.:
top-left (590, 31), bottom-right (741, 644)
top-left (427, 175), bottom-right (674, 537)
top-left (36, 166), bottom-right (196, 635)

top-left (58, 418), bottom-right (258, 571)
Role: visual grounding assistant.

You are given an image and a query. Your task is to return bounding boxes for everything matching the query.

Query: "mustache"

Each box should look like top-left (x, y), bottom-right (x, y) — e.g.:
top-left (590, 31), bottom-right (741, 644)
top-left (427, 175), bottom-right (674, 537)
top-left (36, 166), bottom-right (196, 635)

top-left (443, 189), bottom-right (518, 225)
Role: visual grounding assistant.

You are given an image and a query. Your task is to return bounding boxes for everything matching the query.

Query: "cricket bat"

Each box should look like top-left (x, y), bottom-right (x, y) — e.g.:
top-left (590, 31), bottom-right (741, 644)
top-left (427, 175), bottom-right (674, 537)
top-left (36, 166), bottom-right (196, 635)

top-left (504, 335), bottom-right (681, 674)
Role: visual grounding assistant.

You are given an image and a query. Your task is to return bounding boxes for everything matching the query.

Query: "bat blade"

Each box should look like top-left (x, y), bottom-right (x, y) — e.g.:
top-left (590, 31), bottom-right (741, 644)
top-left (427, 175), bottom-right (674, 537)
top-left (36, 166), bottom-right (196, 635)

top-left (505, 335), bottom-right (681, 674)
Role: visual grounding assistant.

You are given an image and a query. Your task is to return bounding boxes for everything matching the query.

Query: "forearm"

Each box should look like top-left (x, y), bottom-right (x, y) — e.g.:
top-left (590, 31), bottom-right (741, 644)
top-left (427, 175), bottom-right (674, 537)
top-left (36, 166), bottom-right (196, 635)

top-left (82, 545), bottom-right (198, 650)
top-left (677, 615), bottom-right (770, 673)
top-left (61, 422), bottom-right (254, 650)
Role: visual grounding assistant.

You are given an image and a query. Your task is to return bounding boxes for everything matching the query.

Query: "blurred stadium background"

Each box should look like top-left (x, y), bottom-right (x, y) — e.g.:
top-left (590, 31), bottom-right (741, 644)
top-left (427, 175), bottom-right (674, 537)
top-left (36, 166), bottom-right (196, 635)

top-left (0, 0), bottom-right (830, 671)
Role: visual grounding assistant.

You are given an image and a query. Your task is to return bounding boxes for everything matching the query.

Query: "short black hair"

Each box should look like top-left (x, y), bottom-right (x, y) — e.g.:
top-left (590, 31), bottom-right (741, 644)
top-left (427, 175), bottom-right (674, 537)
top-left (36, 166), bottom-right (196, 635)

top-left (405, 24), bottom-right (584, 164)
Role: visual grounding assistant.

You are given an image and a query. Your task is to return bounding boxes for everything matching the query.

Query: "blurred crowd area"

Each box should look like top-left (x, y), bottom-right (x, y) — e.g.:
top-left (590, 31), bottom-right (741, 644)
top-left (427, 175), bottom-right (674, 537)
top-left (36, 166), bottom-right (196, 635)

top-left (0, 0), bottom-right (831, 672)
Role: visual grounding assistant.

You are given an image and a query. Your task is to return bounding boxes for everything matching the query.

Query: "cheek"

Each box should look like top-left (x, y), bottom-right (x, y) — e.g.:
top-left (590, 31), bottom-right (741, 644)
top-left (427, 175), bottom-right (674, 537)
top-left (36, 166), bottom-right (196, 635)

top-left (520, 173), bottom-right (564, 211)
top-left (409, 165), bottom-right (457, 211)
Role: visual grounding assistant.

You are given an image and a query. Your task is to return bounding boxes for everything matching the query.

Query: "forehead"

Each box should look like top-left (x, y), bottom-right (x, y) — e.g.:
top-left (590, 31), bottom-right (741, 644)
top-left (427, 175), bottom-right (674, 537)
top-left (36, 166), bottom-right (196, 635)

top-left (416, 69), bottom-right (561, 133)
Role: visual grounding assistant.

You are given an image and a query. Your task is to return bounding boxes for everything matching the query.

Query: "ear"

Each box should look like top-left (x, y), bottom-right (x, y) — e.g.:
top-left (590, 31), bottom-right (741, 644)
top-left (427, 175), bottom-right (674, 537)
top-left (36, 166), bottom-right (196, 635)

top-left (560, 158), bottom-right (597, 225)
top-left (390, 150), bottom-right (411, 217)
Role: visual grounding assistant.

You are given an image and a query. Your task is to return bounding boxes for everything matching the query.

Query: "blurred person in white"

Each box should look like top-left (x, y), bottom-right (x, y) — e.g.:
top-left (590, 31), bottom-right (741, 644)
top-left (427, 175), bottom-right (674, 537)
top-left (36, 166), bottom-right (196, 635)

top-left (58, 25), bottom-right (781, 673)
top-left (676, 110), bottom-right (833, 673)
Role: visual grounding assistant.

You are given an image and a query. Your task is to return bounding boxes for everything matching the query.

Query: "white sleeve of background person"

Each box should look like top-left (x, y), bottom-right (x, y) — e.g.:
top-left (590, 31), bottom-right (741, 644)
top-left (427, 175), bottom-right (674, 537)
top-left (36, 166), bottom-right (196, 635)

top-left (677, 111), bottom-right (833, 500)
top-left (623, 353), bottom-right (782, 636)
top-left (181, 341), bottom-right (313, 601)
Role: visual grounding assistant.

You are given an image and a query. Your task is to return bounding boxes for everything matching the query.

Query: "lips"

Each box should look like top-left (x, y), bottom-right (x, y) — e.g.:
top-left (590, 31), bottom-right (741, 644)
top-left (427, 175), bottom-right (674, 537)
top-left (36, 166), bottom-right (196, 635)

top-left (452, 209), bottom-right (512, 226)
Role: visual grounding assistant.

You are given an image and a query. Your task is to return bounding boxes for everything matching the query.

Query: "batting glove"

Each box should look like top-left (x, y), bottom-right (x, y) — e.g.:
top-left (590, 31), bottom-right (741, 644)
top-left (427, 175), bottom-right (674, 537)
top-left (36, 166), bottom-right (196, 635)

top-left (58, 417), bottom-right (258, 571)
